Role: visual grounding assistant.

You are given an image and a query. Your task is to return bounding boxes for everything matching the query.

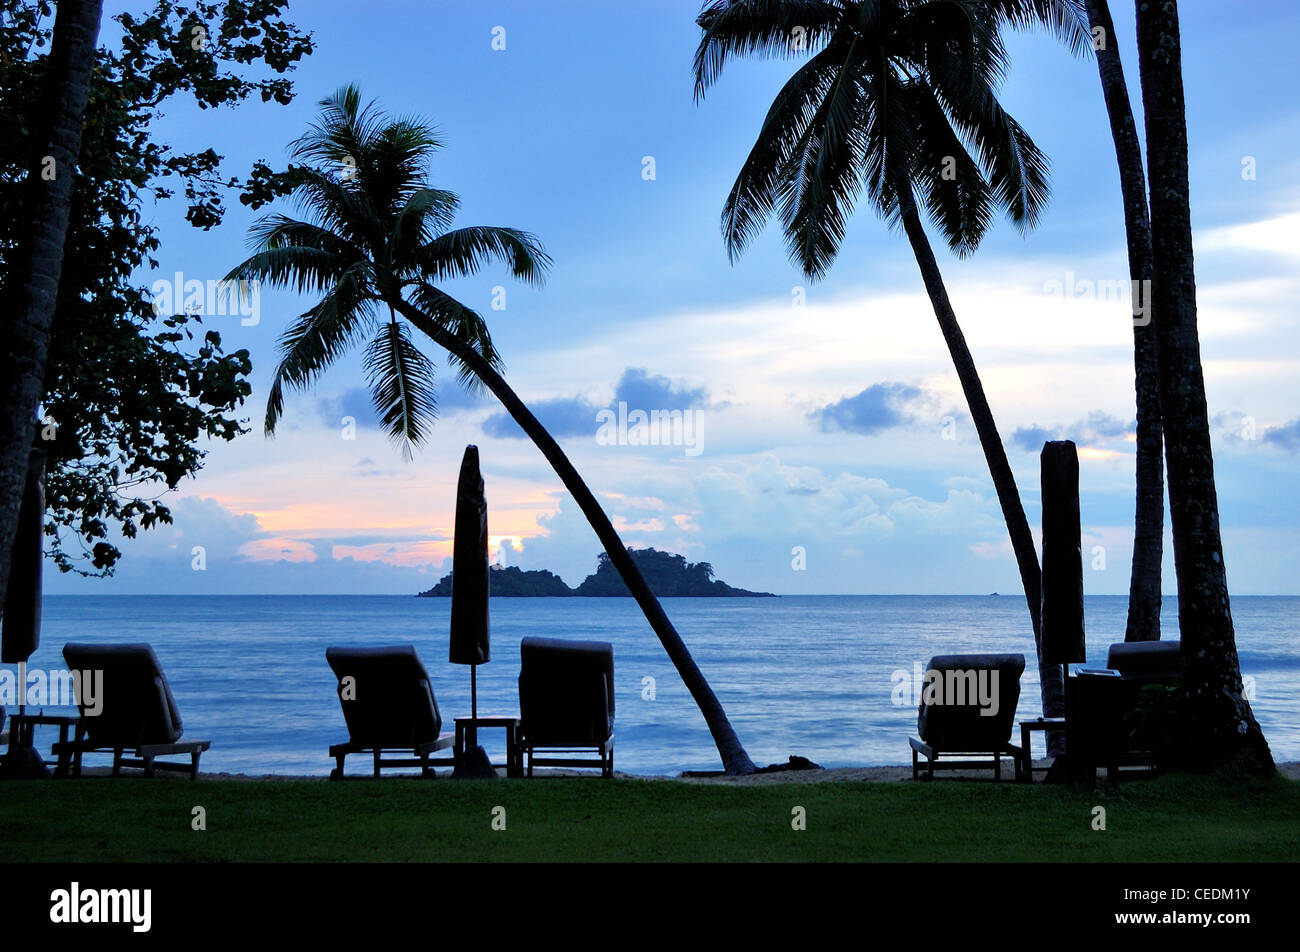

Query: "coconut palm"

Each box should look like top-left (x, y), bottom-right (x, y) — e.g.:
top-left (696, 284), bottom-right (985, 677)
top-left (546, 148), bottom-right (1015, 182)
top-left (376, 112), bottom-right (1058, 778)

top-left (0, 0), bottom-right (103, 613)
top-left (997, 0), bottom-right (1165, 642)
top-left (1073, 0), bottom-right (1163, 642)
top-left (1131, 2), bottom-right (1271, 773)
top-left (225, 86), bottom-right (757, 774)
top-left (694, 0), bottom-right (1068, 727)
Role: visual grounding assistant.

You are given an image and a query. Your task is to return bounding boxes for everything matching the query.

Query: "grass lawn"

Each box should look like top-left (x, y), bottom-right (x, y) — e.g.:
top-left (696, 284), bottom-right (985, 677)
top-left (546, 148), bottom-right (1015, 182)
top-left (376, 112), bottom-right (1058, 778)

top-left (2, 772), bottom-right (1296, 862)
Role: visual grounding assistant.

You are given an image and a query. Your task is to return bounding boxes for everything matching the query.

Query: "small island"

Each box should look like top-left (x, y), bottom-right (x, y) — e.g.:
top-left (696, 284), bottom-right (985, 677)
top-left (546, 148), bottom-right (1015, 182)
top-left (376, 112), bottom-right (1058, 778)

top-left (418, 547), bottom-right (775, 597)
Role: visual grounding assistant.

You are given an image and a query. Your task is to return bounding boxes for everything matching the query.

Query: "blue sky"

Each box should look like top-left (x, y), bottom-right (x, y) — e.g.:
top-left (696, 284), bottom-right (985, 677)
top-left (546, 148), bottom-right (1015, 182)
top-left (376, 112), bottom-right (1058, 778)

top-left (48, 0), bottom-right (1300, 602)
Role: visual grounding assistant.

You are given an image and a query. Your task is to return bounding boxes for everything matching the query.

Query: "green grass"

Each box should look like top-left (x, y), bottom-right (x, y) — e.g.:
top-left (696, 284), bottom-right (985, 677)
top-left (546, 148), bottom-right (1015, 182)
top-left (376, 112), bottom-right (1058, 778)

top-left (2, 773), bottom-right (1297, 862)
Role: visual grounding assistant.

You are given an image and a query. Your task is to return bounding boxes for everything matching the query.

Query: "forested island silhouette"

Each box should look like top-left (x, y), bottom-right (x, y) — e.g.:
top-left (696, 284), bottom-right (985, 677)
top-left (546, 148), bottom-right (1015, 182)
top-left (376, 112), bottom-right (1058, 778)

top-left (419, 547), bottom-right (775, 597)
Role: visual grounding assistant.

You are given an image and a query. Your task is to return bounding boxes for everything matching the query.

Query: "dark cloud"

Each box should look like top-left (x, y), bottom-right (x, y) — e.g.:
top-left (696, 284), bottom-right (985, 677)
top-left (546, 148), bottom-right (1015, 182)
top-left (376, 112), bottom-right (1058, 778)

top-left (1265, 418), bottom-right (1300, 451)
top-left (318, 379), bottom-right (488, 432)
top-left (481, 367), bottom-right (712, 441)
top-left (810, 383), bottom-right (925, 435)
top-left (1011, 425), bottom-right (1057, 452)
top-left (614, 367), bottom-right (710, 410)
top-left (317, 386), bottom-right (379, 429)
top-left (1012, 410), bottom-right (1134, 452)
top-left (438, 380), bottom-right (490, 411)
top-left (482, 395), bottom-right (601, 440)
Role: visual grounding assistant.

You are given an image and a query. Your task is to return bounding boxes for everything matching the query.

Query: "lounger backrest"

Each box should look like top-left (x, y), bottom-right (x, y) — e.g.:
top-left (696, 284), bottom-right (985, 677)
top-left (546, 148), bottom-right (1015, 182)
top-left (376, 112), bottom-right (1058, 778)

top-left (325, 645), bottom-right (442, 748)
top-left (62, 643), bottom-right (184, 747)
top-left (916, 653), bottom-right (1024, 750)
top-left (1106, 640), bottom-right (1182, 680)
top-left (519, 636), bottom-right (614, 746)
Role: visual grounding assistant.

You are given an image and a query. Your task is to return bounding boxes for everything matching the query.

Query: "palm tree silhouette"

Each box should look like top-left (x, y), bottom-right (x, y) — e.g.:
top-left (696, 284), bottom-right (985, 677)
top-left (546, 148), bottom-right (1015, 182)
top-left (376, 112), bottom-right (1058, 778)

top-left (226, 86), bottom-right (757, 774)
top-left (694, 0), bottom-right (1072, 727)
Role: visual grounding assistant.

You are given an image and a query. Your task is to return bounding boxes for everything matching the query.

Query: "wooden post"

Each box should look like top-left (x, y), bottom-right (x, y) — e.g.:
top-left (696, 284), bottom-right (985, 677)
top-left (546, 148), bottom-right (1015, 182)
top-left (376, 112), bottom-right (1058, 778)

top-left (1040, 441), bottom-right (1087, 665)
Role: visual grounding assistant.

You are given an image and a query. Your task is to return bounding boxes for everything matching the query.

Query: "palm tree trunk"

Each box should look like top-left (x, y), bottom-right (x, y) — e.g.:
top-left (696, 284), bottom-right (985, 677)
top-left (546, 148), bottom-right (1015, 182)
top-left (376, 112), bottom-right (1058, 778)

top-left (0, 0), bottom-right (103, 611)
top-left (893, 181), bottom-right (1066, 751)
top-left (1085, 0), bottom-right (1164, 643)
top-left (391, 298), bottom-right (758, 775)
top-left (1133, 0), bottom-right (1272, 775)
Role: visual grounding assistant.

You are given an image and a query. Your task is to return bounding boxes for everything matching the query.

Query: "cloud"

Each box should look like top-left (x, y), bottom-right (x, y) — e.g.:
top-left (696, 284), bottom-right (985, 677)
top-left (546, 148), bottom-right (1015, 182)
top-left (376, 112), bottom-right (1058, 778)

top-left (480, 366), bottom-right (713, 441)
top-left (614, 367), bottom-right (710, 410)
top-left (482, 394), bottom-right (601, 439)
top-left (437, 379), bottom-right (490, 412)
top-left (810, 382), bottom-right (928, 435)
top-left (316, 386), bottom-right (379, 429)
top-left (45, 495), bottom-right (447, 595)
top-left (1011, 410), bottom-right (1134, 452)
top-left (1264, 418), bottom-right (1300, 451)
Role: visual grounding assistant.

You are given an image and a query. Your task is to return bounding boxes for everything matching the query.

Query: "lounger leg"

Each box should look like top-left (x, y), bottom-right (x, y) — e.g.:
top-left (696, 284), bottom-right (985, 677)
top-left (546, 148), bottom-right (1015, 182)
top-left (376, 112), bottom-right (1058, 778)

top-left (190, 751), bottom-right (200, 781)
top-left (911, 748), bottom-right (918, 781)
top-left (144, 754), bottom-right (156, 779)
top-left (373, 749), bottom-right (381, 779)
top-left (527, 749), bottom-right (533, 778)
top-left (112, 749), bottom-right (123, 777)
top-left (994, 753), bottom-right (1001, 782)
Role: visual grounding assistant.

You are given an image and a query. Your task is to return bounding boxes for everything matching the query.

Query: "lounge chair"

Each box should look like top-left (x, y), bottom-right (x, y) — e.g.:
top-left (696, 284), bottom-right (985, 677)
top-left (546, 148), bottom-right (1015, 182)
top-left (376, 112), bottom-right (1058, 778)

top-left (325, 645), bottom-right (455, 779)
top-left (517, 637), bottom-right (615, 777)
top-left (909, 653), bottom-right (1025, 781)
top-left (53, 643), bottom-right (210, 779)
top-left (1067, 640), bottom-right (1182, 785)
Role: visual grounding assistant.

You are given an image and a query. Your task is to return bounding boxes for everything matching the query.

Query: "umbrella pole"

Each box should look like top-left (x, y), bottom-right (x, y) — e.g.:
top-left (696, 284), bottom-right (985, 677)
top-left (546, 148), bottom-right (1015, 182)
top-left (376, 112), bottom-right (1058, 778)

top-left (470, 665), bottom-right (478, 748)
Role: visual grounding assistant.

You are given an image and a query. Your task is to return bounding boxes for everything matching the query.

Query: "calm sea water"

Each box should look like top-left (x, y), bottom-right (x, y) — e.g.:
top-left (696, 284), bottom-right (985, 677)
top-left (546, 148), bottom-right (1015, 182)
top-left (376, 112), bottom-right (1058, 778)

top-left (12, 595), bottom-right (1299, 775)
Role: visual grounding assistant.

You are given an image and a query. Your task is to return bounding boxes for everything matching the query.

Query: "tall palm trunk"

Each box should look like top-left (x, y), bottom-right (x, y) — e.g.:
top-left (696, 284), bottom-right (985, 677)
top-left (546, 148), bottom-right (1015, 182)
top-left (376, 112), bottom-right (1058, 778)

top-left (894, 181), bottom-right (1066, 748)
top-left (391, 298), bottom-right (758, 775)
top-left (0, 0), bottom-right (103, 610)
top-left (1085, 0), bottom-right (1163, 643)
top-left (1132, 0), bottom-right (1272, 774)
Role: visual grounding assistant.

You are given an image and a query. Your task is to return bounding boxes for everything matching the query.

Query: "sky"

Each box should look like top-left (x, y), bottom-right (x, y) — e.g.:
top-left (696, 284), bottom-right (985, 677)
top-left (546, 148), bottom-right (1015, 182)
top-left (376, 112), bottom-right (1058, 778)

top-left (46, 0), bottom-right (1300, 597)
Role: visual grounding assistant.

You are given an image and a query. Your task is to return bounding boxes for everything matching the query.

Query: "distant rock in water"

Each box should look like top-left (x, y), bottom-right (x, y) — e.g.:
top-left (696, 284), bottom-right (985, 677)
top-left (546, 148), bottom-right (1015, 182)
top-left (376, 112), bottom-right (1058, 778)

top-left (419, 565), bottom-right (572, 597)
top-left (417, 547), bottom-right (775, 598)
top-left (574, 548), bottom-right (774, 597)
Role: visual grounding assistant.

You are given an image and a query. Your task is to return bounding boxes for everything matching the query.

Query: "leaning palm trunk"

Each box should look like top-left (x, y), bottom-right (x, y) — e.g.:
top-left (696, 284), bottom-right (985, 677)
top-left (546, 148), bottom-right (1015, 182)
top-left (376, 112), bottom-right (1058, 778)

top-left (0, 0), bottom-right (103, 610)
top-left (1133, 0), bottom-right (1271, 774)
top-left (1085, 0), bottom-right (1163, 643)
top-left (391, 298), bottom-right (758, 776)
top-left (893, 181), bottom-right (1065, 745)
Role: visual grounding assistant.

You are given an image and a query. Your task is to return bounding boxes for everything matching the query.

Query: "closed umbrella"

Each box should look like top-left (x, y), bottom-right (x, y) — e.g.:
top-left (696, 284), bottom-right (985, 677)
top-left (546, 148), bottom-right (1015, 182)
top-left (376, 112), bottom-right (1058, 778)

top-left (449, 445), bottom-right (490, 746)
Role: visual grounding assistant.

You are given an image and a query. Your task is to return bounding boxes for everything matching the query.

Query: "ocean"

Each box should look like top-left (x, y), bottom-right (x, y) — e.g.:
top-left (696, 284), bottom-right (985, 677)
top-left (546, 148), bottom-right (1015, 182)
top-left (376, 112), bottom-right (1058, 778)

top-left (12, 594), bottom-right (1299, 776)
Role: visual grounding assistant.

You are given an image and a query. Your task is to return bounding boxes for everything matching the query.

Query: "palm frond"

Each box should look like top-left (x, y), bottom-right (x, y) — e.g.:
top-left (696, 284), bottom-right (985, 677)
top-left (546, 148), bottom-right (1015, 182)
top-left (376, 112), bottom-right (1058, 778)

top-left (406, 283), bottom-right (504, 394)
top-left (693, 0), bottom-right (843, 99)
top-left (939, 81), bottom-right (1051, 229)
top-left (291, 84), bottom-right (387, 168)
top-left (414, 226), bottom-right (552, 287)
top-left (721, 46), bottom-right (843, 259)
top-left (985, 0), bottom-right (1092, 57)
top-left (280, 165), bottom-right (387, 254)
top-left (776, 45), bottom-right (872, 278)
top-left (390, 187), bottom-right (461, 261)
top-left (904, 80), bottom-right (994, 254)
top-left (363, 317), bottom-right (438, 458)
top-left (264, 262), bottom-right (378, 435)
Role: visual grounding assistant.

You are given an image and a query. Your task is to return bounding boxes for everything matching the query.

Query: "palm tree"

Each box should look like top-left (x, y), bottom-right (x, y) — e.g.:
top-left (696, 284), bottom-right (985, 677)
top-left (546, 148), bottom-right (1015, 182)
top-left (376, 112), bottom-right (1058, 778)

top-left (694, 0), bottom-right (1067, 733)
top-left (0, 0), bottom-right (103, 612)
top-left (993, 0), bottom-right (1165, 645)
top-left (1075, 0), bottom-right (1163, 641)
top-left (1131, 2), bottom-right (1272, 774)
top-left (225, 86), bottom-right (757, 774)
